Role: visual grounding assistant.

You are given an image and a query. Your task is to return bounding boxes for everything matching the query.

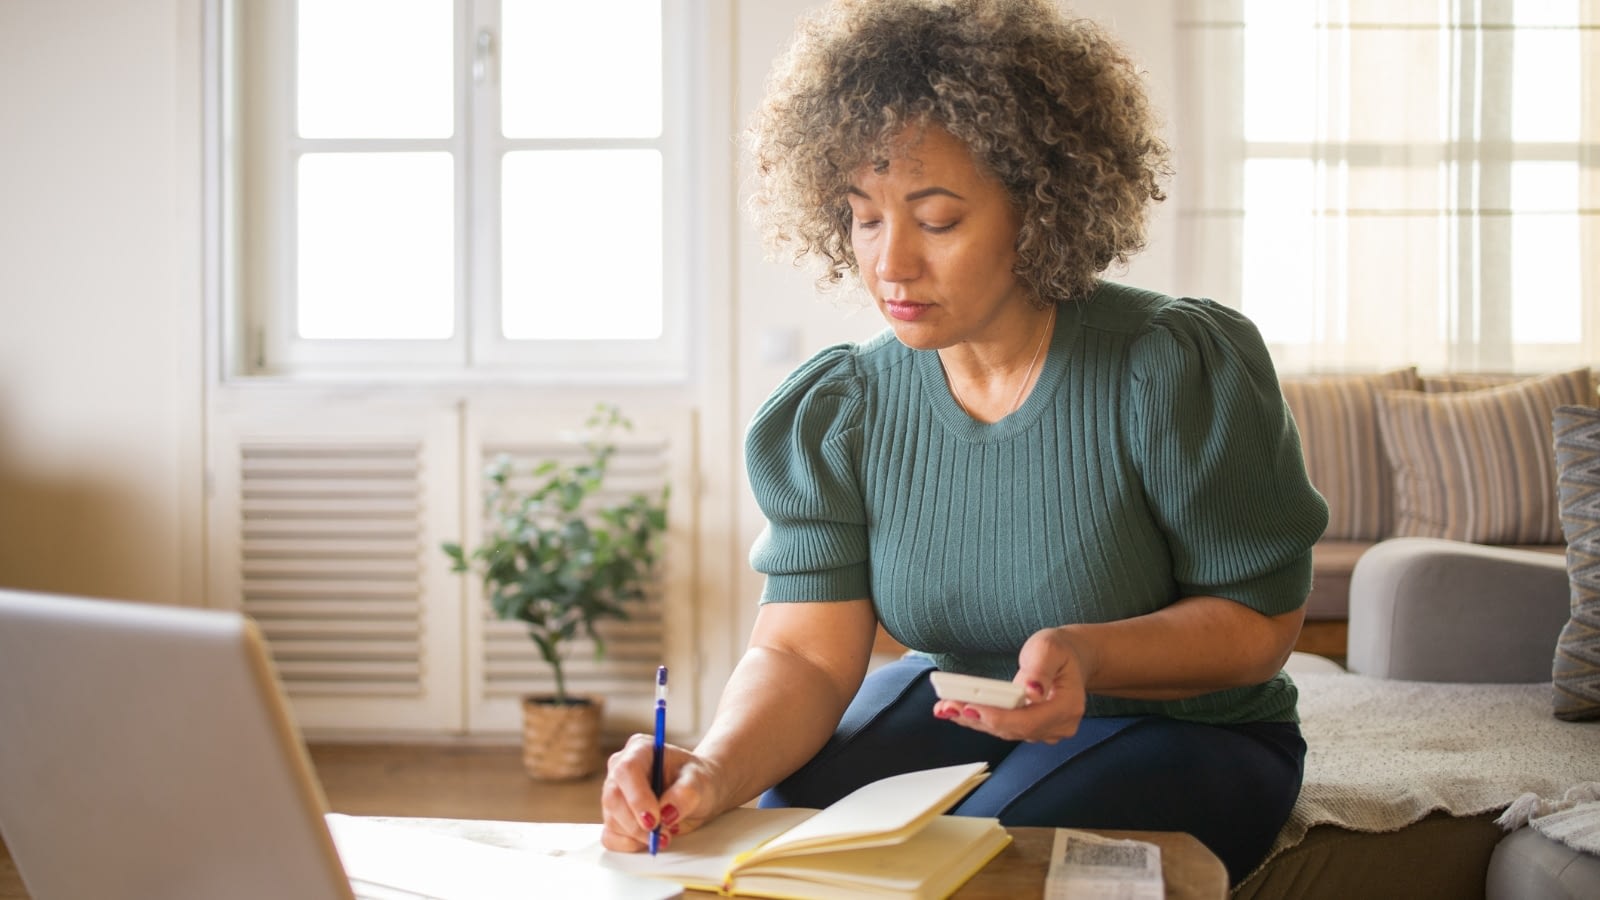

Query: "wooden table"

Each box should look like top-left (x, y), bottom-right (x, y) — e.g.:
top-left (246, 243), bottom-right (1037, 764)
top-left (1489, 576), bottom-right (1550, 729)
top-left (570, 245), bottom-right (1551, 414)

top-left (930, 827), bottom-right (1224, 900)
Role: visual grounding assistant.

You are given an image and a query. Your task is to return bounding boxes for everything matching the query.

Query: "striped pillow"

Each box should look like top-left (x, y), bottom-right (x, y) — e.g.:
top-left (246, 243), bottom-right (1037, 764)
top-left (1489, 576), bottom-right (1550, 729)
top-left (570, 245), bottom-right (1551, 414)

top-left (1280, 368), bottom-right (1422, 541)
top-left (1376, 368), bottom-right (1594, 545)
top-left (1420, 373), bottom-right (1528, 393)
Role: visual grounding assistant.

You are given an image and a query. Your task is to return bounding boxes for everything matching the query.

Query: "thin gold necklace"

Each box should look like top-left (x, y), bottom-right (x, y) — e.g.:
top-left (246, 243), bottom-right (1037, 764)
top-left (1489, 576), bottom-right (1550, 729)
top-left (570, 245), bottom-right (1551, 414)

top-left (945, 304), bottom-right (1056, 419)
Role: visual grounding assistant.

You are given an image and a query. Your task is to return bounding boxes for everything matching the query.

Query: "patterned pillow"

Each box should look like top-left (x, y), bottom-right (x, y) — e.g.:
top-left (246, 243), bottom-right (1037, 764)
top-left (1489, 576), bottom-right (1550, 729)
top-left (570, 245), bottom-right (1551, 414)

top-left (1551, 404), bottom-right (1600, 720)
top-left (1375, 368), bottom-right (1593, 545)
top-left (1280, 368), bottom-right (1421, 541)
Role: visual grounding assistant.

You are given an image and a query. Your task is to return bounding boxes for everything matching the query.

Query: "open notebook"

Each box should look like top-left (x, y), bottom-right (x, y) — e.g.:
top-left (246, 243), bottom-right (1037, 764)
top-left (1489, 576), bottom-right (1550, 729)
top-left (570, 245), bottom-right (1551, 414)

top-left (0, 589), bottom-right (678, 900)
top-left (587, 762), bottom-right (1012, 899)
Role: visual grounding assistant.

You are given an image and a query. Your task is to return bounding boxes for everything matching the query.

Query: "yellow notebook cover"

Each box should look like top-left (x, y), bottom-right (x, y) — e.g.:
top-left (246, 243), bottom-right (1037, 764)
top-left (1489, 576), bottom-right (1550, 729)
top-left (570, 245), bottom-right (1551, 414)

top-left (593, 762), bottom-right (1011, 899)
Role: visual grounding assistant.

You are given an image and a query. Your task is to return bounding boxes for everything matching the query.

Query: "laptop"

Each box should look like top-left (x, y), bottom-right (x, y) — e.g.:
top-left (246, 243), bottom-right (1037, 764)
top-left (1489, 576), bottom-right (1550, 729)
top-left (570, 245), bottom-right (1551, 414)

top-left (0, 589), bottom-right (680, 900)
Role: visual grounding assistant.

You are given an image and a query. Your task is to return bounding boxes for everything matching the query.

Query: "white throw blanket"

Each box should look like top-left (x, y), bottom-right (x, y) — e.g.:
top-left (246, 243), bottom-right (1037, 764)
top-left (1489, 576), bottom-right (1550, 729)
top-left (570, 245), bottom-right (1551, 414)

top-left (1263, 671), bottom-right (1599, 869)
top-left (1497, 782), bottom-right (1600, 855)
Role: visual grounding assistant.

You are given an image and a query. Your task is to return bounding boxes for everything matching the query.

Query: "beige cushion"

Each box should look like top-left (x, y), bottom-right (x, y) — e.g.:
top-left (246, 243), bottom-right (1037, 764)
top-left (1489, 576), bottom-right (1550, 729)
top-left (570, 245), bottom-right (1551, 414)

top-left (1280, 368), bottom-right (1422, 541)
top-left (1306, 540), bottom-right (1372, 619)
top-left (1376, 368), bottom-right (1593, 545)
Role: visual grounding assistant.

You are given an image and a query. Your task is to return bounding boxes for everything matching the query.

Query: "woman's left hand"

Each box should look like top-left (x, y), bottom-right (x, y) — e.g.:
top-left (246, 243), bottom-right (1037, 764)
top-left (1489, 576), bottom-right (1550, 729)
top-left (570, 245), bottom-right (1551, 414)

top-left (930, 626), bottom-right (1090, 743)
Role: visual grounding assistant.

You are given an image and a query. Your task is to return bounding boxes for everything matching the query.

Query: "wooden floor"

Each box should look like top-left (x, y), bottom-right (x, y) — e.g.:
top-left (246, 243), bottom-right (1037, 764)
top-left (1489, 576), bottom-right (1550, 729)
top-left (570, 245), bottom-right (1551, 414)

top-left (1294, 620), bottom-right (1348, 662)
top-left (309, 742), bottom-right (607, 822)
top-left (0, 742), bottom-right (606, 899)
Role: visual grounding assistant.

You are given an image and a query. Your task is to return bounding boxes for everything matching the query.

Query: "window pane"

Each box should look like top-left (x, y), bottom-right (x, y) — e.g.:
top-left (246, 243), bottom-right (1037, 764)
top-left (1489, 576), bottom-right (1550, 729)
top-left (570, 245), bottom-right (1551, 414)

top-left (1515, 0), bottom-right (1578, 27)
top-left (501, 150), bottom-right (662, 339)
top-left (1512, 10), bottom-right (1579, 142)
top-left (297, 0), bottom-right (453, 139)
top-left (1511, 162), bottom-right (1580, 343)
top-left (1243, 0), bottom-right (1316, 142)
top-left (501, 0), bottom-right (661, 138)
top-left (297, 153), bottom-right (455, 339)
top-left (1241, 159), bottom-right (1317, 342)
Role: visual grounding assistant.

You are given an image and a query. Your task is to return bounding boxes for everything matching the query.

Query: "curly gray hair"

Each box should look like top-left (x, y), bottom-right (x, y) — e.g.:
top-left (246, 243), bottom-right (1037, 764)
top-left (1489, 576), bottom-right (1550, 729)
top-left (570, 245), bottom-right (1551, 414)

top-left (746, 0), bottom-right (1172, 305)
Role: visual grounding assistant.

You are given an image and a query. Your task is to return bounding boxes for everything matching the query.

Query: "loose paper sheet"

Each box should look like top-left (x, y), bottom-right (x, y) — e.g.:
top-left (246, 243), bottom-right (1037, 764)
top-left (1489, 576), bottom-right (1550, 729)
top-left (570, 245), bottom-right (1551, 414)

top-left (326, 814), bottom-right (681, 900)
top-left (1044, 829), bottom-right (1162, 900)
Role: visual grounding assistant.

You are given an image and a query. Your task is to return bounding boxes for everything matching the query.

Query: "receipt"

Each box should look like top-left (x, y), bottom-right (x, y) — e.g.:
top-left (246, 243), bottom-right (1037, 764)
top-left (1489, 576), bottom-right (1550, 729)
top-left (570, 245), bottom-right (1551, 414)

top-left (1044, 829), bottom-right (1163, 900)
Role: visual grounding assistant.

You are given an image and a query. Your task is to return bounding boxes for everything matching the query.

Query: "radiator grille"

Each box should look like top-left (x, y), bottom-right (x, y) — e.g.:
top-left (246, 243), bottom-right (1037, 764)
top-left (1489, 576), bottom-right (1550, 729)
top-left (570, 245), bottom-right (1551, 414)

top-left (237, 441), bottom-right (426, 697)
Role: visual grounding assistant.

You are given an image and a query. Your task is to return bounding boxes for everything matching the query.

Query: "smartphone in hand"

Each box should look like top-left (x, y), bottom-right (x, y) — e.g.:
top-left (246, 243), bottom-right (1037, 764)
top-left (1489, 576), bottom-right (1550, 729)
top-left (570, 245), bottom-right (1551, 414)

top-left (929, 671), bottom-right (1027, 709)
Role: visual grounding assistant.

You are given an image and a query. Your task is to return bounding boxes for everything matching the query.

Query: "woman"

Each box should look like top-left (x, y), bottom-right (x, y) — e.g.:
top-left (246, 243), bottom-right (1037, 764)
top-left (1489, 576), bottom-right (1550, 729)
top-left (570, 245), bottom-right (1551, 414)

top-left (602, 0), bottom-right (1327, 883)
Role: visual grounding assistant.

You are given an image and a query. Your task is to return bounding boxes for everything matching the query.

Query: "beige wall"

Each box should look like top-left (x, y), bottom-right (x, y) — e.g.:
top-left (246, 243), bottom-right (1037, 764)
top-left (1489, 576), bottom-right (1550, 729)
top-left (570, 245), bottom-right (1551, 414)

top-left (0, 0), bottom-right (204, 605)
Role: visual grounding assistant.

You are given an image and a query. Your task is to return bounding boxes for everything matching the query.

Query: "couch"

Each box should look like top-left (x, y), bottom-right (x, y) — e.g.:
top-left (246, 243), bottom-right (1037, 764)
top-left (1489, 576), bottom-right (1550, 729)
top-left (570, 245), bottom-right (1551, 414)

top-left (1235, 538), bottom-right (1599, 899)
top-left (1280, 367), bottom-right (1594, 657)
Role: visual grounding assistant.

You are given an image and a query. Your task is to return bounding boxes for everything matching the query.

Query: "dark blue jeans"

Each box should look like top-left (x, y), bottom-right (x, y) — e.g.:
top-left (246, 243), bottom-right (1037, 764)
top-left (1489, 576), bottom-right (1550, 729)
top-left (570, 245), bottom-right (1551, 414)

top-left (759, 656), bottom-right (1305, 885)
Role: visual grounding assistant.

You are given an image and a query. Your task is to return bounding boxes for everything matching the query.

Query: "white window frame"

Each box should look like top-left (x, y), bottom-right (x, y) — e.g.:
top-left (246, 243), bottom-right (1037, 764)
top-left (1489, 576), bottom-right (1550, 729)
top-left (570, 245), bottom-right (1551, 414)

top-left (221, 0), bottom-right (697, 383)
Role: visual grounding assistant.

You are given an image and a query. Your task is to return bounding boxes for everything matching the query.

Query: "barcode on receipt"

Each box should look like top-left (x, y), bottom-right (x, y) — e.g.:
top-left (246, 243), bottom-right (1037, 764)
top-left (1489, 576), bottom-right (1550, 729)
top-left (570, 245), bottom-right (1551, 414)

top-left (1062, 839), bottom-right (1149, 870)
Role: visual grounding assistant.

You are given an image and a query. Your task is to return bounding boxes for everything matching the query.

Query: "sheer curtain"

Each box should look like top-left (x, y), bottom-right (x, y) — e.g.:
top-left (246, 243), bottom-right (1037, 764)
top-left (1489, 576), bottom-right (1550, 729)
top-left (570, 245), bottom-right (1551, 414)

top-left (1174, 0), bottom-right (1598, 375)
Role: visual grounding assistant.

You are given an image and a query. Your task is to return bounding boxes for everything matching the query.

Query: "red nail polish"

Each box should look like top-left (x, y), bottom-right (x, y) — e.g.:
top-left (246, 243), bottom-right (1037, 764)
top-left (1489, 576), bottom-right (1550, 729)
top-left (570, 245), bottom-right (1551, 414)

top-left (641, 812), bottom-right (656, 829)
top-left (962, 707), bottom-right (980, 718)
top-left (1027, 680), bottom-right (1045, 694)
top-left (661, 804), bottom-right (679, 825)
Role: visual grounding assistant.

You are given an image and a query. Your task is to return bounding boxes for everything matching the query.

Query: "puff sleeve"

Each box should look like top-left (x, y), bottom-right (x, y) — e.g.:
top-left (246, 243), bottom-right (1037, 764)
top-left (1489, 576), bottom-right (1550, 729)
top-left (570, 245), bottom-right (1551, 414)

top-left (1125, 299), bottom-right (1329, 615)
top-left (745, 344), bottom-right (870, 602)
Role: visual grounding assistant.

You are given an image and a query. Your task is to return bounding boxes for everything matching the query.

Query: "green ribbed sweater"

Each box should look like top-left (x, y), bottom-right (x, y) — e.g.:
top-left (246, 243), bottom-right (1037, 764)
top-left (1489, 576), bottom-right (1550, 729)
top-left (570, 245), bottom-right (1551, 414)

top-left (746, 283), bottom-right (1329, 724)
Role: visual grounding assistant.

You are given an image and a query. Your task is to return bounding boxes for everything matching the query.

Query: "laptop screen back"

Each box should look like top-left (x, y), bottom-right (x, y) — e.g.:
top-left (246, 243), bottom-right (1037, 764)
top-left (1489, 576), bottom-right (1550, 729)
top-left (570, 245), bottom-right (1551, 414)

top-left (0, 589), bottom-right (354, 900)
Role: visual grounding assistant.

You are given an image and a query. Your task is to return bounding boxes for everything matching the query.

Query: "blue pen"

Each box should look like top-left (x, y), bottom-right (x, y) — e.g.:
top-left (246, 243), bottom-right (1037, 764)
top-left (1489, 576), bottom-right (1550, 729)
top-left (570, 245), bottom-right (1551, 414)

top-left (649, 665), bottom-right (667, 855)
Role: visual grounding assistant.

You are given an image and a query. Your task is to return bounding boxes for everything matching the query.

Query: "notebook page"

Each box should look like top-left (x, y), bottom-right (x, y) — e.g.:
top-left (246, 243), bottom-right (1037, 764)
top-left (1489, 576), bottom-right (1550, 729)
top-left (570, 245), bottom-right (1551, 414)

top-left (585, 807), bottom-right (816, 888)
top-left (750, 761), bottom-right (989, 861)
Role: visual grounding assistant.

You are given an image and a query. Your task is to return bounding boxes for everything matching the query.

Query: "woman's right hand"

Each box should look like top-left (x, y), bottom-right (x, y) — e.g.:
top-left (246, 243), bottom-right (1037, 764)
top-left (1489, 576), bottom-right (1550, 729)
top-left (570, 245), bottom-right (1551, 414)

top-left (600, 732), bottom-right (726, 852)
top-left (601, 599), bottom-right (878, 852)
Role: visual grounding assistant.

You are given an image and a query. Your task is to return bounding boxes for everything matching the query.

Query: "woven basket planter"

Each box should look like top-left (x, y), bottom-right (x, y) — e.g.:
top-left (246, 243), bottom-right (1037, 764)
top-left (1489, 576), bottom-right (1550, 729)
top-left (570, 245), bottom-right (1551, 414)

top-left (520, 695), bottom-right (604, 781)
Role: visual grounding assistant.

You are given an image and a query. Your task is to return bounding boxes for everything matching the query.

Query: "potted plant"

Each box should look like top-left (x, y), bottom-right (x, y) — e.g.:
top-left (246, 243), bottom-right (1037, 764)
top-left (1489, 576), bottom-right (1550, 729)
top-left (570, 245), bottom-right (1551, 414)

top-left (444, 404), bottom-right (669, 780)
